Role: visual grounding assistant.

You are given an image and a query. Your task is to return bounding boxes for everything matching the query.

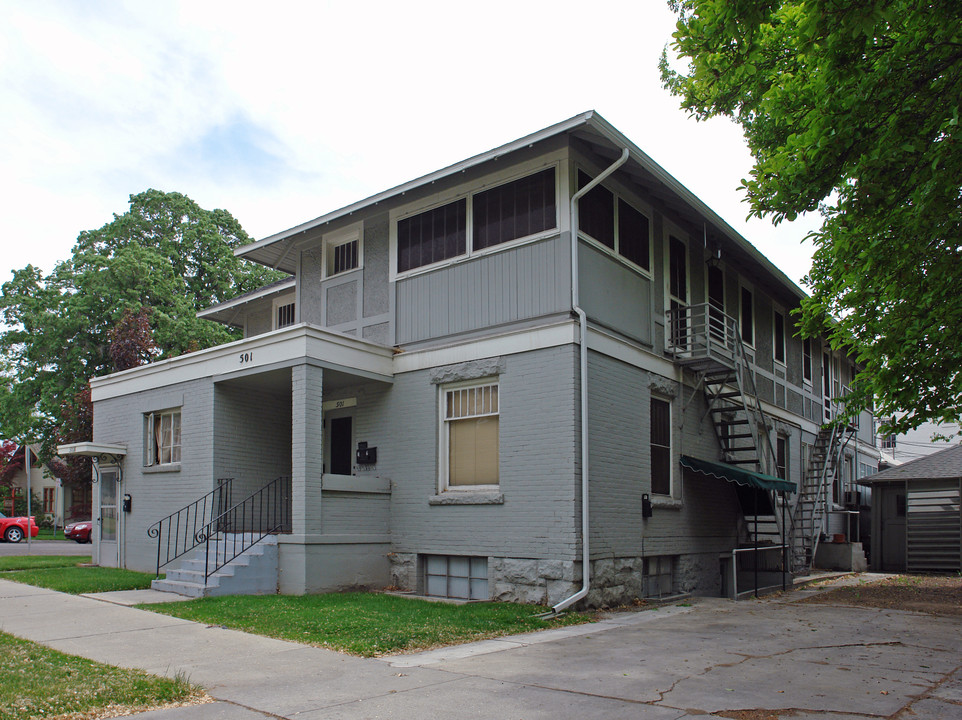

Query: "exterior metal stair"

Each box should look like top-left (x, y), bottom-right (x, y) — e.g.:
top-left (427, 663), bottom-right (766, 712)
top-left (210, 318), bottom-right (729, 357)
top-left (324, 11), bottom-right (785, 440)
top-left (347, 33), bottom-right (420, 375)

top-left (151, 533), bottom-right (279, 597)
top-left (670, 303), bottom-right (784, 548)
top-left (790, 422), bottom-right (854, 573)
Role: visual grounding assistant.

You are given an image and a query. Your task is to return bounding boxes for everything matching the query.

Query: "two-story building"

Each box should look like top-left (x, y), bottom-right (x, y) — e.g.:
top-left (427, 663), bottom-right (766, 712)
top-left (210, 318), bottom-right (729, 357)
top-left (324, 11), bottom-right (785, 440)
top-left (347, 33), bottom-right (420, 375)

top-left (61, 112), bottom-right (878, 605)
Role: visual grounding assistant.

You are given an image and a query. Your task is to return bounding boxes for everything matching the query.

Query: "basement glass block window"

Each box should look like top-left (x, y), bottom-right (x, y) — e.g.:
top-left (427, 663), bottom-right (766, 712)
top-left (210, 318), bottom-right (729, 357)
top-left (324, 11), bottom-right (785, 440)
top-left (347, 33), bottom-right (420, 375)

top-left (424, 555), bottom-right (488, 600)
top-left (473, 168), bottom-right (556, 250)
top-left (643, 556), bottom-right (675, 598)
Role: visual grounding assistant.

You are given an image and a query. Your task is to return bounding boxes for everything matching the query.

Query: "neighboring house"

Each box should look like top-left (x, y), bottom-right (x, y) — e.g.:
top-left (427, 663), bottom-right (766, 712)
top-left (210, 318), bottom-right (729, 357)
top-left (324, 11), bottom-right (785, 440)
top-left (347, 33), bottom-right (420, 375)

top-left (60, 112), bottom-right (878, 604)
top-left (877, 417), bottom-right (962, 465)
top-left (0, 444), bottom-right (78, 527)
top-left (865, 444), bottom-right (962, 573)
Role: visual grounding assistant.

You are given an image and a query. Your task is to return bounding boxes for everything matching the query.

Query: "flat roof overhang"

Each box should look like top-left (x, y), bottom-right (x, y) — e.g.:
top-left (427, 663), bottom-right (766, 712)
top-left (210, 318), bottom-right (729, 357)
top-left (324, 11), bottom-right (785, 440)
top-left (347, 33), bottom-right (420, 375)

top-left (57, 442), bottom-right (127, 461)
top-left (90, 324), bottom-right (395, 402)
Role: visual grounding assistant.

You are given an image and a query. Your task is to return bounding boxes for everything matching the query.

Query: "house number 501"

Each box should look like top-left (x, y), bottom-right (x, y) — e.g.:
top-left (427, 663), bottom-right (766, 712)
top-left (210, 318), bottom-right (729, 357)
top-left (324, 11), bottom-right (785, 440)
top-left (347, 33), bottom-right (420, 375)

top-left (239, 352), bottom-right (254, 364)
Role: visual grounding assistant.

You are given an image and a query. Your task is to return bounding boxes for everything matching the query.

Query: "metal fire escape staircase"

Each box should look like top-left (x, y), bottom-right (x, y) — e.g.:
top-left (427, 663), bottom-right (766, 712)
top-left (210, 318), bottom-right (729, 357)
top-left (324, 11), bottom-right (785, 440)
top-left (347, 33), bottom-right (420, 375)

top-left (791, 412), bottom-right (855, 573)
top-left (669, 304), bottom-right (786, 548)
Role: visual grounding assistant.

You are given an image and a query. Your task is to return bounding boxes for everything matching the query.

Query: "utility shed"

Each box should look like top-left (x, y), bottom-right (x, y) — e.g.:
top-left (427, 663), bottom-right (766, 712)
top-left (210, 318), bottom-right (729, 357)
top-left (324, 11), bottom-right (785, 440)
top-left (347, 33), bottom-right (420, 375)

top-left (865, 444), bottom-right (962, 573)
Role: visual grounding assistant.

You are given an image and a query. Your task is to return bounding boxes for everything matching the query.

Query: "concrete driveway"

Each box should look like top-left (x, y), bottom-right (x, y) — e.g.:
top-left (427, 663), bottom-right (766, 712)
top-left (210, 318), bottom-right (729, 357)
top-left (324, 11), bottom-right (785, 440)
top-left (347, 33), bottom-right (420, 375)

top-left (0, 576), bottom-right (959, 719)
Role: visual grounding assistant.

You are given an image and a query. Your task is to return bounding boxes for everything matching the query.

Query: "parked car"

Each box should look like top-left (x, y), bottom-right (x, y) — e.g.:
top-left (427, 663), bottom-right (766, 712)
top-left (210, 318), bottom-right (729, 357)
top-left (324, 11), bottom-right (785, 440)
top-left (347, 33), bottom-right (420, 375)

top-left (0, 511), bottom-right (39, 543)
top-left (64, 520), bottom-right (93, 543)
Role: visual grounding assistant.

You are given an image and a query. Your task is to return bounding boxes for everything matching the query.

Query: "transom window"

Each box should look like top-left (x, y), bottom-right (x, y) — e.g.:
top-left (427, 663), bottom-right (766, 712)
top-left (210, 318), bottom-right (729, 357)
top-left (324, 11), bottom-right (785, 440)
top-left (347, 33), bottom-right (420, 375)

top-left (442, 381), bottom-right (499, 488)
top-left (324, 225), bottom-right (362, 278)
top-left (397, 167), bottom-right (557, 274)
top-left (577, 170), bottom-right (651, 273)
top-left (146, 410), bottom-right (181, 466)
top-left (275, 302), bottom-right (295, 328)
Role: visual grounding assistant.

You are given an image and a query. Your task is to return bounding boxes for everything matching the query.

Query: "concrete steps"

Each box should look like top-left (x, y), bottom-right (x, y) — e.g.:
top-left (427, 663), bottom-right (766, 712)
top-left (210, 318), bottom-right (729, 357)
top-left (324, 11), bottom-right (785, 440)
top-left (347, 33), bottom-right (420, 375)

top-left (152, 533), bottom-right (279, 598)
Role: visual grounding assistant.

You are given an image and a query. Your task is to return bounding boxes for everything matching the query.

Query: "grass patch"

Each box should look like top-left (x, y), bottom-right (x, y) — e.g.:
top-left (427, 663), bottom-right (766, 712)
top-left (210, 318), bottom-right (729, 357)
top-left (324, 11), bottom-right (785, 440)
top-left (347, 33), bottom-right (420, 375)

top-left (0, 631), bottom-right (204, 720)
top-left (0, 555), bottom-right (91, 572)
top-left (146, 592), bottom-right (593, 656)
top-left (36, 527), bottom-right (68, 540)
top-left (1, 565), bottom-right (159, 594)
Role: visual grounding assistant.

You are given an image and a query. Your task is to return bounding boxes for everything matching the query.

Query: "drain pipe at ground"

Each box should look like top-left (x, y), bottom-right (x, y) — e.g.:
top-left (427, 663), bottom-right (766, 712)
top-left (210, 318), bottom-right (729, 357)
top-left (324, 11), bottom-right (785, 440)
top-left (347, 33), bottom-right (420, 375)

top-left (551, 147), bottom-right (630, 615)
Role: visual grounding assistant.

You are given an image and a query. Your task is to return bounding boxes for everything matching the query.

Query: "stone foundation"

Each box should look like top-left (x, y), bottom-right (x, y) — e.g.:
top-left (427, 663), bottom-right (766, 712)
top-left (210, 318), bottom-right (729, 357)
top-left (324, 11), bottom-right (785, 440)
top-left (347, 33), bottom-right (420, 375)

top-left (389, 550), bottom-right (727, 607)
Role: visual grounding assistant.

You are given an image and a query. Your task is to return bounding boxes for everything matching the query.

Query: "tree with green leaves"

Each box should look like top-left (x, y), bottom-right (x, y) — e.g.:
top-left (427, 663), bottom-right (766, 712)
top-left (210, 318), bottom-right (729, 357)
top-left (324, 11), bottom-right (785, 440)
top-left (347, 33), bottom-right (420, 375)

top-left (661, 0), bottom-right (962, 435)
top-left (0, 189), bottom-right (284, 462)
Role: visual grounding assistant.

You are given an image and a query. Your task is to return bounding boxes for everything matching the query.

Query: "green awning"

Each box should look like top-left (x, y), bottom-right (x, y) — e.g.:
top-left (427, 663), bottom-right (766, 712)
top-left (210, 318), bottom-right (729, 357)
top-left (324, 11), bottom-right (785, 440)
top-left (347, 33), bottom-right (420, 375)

top-left (680, 455), bottom-right (796, 493)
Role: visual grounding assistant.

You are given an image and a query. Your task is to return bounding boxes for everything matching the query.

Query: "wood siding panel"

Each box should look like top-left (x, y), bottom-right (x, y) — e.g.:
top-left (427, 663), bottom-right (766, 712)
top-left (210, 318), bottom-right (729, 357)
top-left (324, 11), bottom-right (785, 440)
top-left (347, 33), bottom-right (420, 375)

top-left (907, 480), bottom-right (961, 572)
top-left (396, 235), bottom-right (569, 344)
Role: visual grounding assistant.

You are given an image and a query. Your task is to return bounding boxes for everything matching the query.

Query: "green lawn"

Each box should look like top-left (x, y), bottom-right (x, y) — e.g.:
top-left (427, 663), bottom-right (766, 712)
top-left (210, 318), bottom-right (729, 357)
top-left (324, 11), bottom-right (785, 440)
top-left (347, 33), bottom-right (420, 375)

top-left (0, 560), bottom-right (159, 594)
top-left (145, 591), bottom-right (593, 656)
top-left (0, 631), bottom-right (204, 720)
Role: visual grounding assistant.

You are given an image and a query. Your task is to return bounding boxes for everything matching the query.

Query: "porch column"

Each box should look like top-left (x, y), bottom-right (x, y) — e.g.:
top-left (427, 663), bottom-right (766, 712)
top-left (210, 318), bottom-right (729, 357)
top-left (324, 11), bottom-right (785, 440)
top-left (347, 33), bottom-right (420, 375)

top-left (291, 363), bottom-right (323, 536)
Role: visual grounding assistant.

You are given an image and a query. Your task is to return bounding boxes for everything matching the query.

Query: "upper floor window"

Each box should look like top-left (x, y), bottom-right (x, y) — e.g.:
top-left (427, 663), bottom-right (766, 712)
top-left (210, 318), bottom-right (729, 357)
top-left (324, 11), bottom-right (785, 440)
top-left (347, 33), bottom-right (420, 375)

top-left (740, 286), bottom-right (754, 346)
top-left (322, 223), bottom-right (362, 278)
top-left (802, 338), bottom-right (813, 383)
top-left (273, 295), bottom-right (296, 329)
top-left (397, 167), bottom-right (557, 274)
top-left (146, 409), bottom-right (181, 466)
top-left (773, 310), bottom-right (786, 365)
top-left (776, 435), bottom-right (788, 480)
top-left (577, 171), bottom-right (651, 273)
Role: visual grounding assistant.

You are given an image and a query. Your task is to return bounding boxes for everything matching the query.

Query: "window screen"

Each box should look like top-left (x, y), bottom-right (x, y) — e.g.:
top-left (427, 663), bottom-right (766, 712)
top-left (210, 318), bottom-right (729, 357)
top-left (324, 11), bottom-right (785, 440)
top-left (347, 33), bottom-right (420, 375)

top-left (473, 168), bottom-right (556, 250)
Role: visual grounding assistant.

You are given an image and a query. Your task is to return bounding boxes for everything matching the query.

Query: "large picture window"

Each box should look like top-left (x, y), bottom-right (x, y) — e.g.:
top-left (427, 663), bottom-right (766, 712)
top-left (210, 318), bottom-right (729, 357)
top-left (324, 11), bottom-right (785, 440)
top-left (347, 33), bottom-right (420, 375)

top-left (443, 381), bottom-right (499, 488)
top-left (578, 170), bottom-right (651, 272)
top-left (146, 410), bottom-right (181, 466)
top-left (397, 167), bottom-right (557, 274)
top-left (650, 397), bottom-right (671, 495)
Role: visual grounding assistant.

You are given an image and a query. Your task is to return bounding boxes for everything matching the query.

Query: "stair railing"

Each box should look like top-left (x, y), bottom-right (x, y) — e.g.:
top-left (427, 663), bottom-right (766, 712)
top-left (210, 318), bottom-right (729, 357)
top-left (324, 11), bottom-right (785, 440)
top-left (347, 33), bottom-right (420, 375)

top-left (196, 475), bottom-right (292, 581)
top-left (147, 478), bottom-right (233, 577)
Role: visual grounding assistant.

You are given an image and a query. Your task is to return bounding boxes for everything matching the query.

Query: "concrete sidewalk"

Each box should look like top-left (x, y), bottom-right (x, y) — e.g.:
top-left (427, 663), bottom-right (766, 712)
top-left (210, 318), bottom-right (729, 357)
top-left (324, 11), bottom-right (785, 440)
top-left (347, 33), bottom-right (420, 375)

top-left (1, 577), bottom-right (960, 719)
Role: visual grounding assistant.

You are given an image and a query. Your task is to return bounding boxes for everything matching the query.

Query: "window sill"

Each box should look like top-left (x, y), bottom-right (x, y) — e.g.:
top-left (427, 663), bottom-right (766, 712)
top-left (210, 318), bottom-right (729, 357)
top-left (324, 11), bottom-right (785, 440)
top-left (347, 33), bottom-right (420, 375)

top-left (143, 463), bottom-right (181, 474)
top-left (651, 496), bottom-right (682, 510)
top-left (429, 491), bottom-right (504, 506)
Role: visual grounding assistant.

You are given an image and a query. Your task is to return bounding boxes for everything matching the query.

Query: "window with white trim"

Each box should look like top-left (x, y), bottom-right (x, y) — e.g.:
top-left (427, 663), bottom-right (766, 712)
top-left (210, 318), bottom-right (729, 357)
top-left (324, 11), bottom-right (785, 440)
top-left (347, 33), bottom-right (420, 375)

top-left (577, 170), bottom-right (651, 273)
top-left (146, 409), bottom-right (181, 466)
top-left (773, 310), bottom-right (786, 365)
top-left (740, 286), bottom-right (754, 346)
top-left (273, 295), bottom-right (296, 329)
top-left (397, 167), bottom-right (556, 274)
top-left (441, 380), bottom-right (499, 489)
top-left (776, 435), bottom-right (788, 481)
top-left (324, 225), bottom-right (362, 278)
top-left (802, 338), bottom-right (813, 383)
top-left (650, 396), bottom-right (672, 496)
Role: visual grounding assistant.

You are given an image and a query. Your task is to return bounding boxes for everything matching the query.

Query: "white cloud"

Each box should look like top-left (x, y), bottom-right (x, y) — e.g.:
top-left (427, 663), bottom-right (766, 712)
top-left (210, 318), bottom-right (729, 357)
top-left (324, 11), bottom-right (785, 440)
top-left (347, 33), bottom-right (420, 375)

top-left (0, 0), bottom-right (818, 289)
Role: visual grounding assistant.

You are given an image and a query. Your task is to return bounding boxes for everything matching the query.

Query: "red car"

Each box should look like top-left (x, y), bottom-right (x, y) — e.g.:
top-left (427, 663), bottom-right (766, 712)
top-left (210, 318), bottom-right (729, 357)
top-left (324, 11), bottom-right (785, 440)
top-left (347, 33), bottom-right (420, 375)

top-left (64, 520), bottom-right (92, 543)
top-left (0, 512), bottom-right (39, 543)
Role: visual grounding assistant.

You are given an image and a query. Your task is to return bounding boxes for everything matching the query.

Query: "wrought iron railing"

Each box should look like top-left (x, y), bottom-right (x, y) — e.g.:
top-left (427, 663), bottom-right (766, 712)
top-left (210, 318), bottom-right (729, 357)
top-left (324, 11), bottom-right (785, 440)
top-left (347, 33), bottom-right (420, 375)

top-left (195, 475), bottom-right (292, 581)
top-left (148, 478), bottom-right (233, 576)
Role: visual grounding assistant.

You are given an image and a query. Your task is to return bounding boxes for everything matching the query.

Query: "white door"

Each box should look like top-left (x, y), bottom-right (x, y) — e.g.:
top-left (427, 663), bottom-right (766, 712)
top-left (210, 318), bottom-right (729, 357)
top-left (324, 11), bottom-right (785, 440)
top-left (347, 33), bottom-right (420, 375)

top-left (97, 468), bottom-right (120, 567)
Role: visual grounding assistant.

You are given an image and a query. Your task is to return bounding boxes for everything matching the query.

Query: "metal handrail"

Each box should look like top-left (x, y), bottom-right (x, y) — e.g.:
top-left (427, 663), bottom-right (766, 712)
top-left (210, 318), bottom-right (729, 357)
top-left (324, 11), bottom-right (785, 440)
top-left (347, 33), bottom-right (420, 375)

top-left (147, 478), bottom-right (233, 577)
top-left (197, 476), bottom-right (292, 581)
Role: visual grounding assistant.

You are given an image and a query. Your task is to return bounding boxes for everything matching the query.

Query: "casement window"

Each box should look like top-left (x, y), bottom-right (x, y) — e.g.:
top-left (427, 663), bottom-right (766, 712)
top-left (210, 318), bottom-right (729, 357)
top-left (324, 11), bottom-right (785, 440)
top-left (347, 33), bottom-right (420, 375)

top-left (146, 410), bottom-right (181, 466)
top-left (577, 170), bottom-right (651, 273)
top-left (740, 286), bottom-right (754, 346)
top-left (397, 167), bottom-right (556, 274)
top-left (441, 380), bottom-right (499, 489)
top-left (650, 397), bottom-right (672, 496)
top-left (324, 224), bottom-right (362, 278)
top-left (776, 435), bottom-right (788, 481)
top-left (42, 487), bottom-right (56, 514)
top-left (773, 311), bottom-right (786, 365)
top-left (802, 338), bottom-right (813, 383)
top-left (273, 294), bottom-right (296, 329)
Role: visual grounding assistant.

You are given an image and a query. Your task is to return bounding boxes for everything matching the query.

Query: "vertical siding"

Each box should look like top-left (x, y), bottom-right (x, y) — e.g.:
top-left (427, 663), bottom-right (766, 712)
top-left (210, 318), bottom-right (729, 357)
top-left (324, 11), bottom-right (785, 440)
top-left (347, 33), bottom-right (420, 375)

top-left (396, 235), bottom-right (570, 344)
top-left (579, 243), bottom-right (653, 344)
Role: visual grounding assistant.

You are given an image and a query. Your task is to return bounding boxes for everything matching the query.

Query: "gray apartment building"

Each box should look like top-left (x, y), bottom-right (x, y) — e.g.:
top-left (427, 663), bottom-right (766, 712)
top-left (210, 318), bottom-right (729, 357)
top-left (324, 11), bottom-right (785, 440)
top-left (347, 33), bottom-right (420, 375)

top-left (61, 112), bottom-right (879, 606)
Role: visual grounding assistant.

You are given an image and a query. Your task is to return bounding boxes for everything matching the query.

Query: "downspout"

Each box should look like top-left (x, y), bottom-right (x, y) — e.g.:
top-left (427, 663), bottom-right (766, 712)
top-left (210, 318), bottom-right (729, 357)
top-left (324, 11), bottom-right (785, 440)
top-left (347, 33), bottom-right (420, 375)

top-left (552, 147), bottom-right (630, 614)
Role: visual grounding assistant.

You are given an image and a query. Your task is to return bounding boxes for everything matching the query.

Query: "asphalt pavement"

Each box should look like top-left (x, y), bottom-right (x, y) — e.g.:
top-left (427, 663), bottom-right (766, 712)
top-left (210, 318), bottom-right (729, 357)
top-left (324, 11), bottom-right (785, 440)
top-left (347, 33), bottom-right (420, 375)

top-left (0, 574), bottom-right (960, 719)
top-left (0, 538), bottom-right (92, 556)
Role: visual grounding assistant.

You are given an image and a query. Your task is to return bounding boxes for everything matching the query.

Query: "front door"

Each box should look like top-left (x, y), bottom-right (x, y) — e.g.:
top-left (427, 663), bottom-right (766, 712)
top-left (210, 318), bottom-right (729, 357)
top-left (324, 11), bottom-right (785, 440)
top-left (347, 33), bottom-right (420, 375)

top-left (324, 410), bottom-right (354, 476)
top-left (98, 467), bottom-right (120, 567)
top-left (879, 485), bottom-right (906, 571)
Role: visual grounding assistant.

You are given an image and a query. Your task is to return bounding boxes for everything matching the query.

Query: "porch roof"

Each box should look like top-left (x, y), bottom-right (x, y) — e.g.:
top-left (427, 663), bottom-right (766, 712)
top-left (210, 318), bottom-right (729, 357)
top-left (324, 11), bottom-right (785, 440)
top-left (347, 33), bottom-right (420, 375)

top-left (89, 324), bottom-right (394, 402)
top-left (681, 455), bottom-right (796, 493)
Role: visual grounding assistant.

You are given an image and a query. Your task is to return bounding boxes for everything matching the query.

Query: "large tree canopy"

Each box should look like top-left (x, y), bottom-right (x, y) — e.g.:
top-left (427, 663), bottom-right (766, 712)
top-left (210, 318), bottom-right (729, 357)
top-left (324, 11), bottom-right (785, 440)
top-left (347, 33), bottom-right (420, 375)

top-left (661, 0), bottom-right (962, 435)
top-left (0, 189), bottom-right (284, 461)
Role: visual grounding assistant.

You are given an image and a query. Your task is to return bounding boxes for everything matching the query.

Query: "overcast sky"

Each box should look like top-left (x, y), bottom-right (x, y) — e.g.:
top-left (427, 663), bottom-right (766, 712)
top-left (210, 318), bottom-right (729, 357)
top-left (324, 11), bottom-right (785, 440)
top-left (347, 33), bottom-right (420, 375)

top-left (1, 0), bottom-right (820, 289)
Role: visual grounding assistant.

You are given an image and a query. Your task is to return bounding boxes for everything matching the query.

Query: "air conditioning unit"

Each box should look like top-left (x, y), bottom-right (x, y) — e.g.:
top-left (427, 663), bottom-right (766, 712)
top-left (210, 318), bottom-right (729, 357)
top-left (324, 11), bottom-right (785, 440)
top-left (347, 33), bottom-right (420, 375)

top-left (844, 489), bottom-right (861, 507)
